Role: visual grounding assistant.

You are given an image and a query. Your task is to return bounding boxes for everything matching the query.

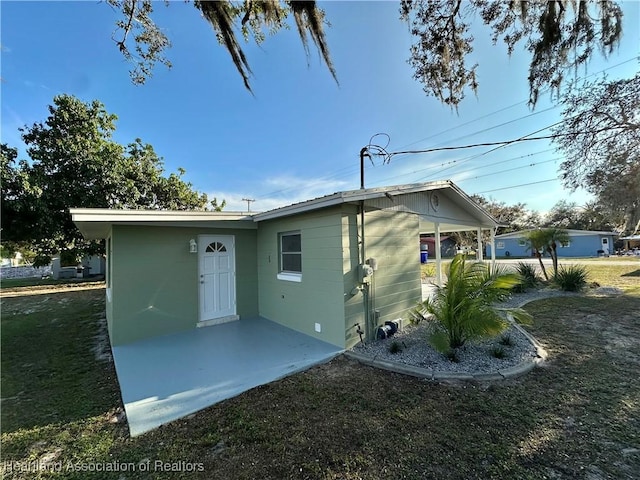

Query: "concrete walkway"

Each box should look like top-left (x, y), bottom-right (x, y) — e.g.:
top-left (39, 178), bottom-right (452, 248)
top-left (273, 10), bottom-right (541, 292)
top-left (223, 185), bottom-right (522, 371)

top-left (112, 317), bottom-right (342, 437)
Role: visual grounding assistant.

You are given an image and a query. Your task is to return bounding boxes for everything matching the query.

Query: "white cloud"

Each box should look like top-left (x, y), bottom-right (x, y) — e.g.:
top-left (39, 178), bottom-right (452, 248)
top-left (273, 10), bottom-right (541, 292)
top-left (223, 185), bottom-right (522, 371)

top-left (208, 175), bottom-right (351, 213)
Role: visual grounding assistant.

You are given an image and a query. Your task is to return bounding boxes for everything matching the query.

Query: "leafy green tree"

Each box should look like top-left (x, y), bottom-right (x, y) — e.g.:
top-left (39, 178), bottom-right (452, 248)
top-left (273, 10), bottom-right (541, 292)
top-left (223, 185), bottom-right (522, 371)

top-left (543, 199), bottom-right (619, 231)
top-left (552, 73), bottom-right (639, 235)
top-left (576, 201), bottom-right (619, 232)
top-left (543, 200), bottom-right (583, 229)
top-left (1, 144), bottom-right (36, 252)
top-left (210, 198), bottom-right (227, 211)
top-left (2, 95), bottom-right (210, 262)
top-left (449, 195), bottom-right (540, 250)
top-left (412, 254), bottom-right (532, 353)
top-left (106, 0), bottom-right (623, 108)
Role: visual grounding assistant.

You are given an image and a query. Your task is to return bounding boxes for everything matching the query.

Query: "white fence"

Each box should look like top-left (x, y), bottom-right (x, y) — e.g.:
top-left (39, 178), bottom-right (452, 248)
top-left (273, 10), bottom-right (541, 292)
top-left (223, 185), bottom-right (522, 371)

top-left (0, 265), bottom-right (52, 280)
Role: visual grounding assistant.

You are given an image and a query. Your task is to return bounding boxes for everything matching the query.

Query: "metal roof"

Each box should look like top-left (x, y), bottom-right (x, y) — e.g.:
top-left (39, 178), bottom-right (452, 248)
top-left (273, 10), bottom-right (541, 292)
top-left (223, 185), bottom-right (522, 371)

top-left (71, 180), bottom-right (499, 238)
top-left (70, 209), bottom-right (256, 239)
top-left (494, 228), bottom-right (618, 239)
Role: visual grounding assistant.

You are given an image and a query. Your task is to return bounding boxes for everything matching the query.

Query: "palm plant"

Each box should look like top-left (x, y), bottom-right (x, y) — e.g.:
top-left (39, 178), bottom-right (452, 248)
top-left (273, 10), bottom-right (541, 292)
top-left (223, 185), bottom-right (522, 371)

top-left (544, 227), bottom-right (570, 278)
top-left (412, 254), bottom-right (532, 354)
top-left (524, 229), bottom-right (550, 281)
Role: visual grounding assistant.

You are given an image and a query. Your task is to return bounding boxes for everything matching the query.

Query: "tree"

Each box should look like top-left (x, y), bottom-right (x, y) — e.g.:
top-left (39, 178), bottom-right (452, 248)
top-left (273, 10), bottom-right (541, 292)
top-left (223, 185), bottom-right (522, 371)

top-left (0, 144), bottom-right (38, 257)
top-left (552, 73), bottom-right (640, 235)
top-left (411, 254), bottom-right (532, 354)
top-left (542, 227), bottom-right (570, 277)
top-left (106, 0), bottom-right (623, 108)
top-left (543, 199), bottom-right (619, 231)
top-left (576, 201), bottom-right (618, 232)
top-left (524, 229), bottom-right (550, 281)
top-left (401, 0), bottom-right (623, 107)
top-left (2, 95), bottom-right (210, 261)
top-left (543, 200), bottom-right (582, 229)
top-left (107, 0), bottom-right (336, 90)
top-left (524, 227), bottom-right (569, 280)
top-left (448, 195), bottom-right (540, 249)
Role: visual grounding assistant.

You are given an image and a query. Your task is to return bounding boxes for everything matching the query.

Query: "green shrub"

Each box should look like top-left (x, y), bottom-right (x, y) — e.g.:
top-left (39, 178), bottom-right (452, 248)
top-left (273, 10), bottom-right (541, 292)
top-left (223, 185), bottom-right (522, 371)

top-left (444, 349), bottom-right (460, 363)
top-left (388, 341), bottom-right (402, 354)
top-left (491, 345), bottom-right (507, 359)
top-left (499, 334), bottom-right (514, 346)
top-left (411, 254), bottom-right (533, 354)
top-left (554, 264), bottom-right (588, 291)
top-left (513, 262), bottom-right (539, 292)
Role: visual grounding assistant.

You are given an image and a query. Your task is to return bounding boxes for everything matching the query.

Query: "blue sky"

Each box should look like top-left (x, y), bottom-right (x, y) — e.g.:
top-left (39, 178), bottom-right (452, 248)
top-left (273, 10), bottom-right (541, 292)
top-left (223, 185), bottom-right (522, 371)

top-left (2, 1), bottom-right (639, 214)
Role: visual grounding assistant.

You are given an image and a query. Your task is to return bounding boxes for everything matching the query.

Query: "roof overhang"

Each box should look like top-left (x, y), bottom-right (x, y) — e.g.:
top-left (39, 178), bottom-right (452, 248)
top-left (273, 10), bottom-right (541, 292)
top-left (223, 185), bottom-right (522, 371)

top-left (71, 209), bottom-right (256, 240)
top-left (495, 228), bottom-right (619, 239)
top-left (71, 181), bottom-right (499, 239)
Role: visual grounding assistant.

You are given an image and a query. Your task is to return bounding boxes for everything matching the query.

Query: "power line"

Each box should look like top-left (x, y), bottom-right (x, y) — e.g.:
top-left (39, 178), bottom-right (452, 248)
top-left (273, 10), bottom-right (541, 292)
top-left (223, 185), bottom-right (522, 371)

top-left (393, 57), bottom-right (637, 151)
top-left (456, 157), bottom-right (561, 182)
top-left (367, 148), bottom-right (557, 187)
top-left (475, 178), bottom-right (559, 194)
top-left (250, 58), bottom-right (637, 203)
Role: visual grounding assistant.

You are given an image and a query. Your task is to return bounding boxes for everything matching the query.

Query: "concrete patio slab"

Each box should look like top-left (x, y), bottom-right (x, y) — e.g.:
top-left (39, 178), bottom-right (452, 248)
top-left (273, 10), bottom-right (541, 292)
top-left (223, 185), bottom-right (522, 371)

top-left (112, 317), bottom-right (343, 437)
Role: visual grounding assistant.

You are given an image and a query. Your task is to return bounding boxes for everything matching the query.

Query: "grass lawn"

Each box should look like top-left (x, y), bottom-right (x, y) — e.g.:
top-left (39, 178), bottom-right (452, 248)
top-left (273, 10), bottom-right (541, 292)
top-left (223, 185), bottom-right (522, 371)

top-left (1, 266), bottom-right (639, 479)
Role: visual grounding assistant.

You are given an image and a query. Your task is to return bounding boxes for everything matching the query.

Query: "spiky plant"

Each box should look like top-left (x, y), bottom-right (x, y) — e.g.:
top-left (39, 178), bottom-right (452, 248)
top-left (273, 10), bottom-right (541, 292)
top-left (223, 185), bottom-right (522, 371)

top-left (513, 261), bottom-right (539, 292)
top-left (554, 264), bottom-right (588, 292)
top-left (413, 254), bottom-right (532, 354)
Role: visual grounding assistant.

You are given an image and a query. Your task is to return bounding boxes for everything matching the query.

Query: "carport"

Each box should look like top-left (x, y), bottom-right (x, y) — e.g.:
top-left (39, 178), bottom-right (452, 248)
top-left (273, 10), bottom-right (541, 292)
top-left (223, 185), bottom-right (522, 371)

top-left (112, 317), bottom-right (342, 437)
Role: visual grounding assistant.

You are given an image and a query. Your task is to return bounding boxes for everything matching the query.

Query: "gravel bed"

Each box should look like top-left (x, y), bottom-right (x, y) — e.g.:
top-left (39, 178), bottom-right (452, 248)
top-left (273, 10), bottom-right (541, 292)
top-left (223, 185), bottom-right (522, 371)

top-left (351, 288), bottom-right (583, 375)
top-left (351, 322), bottom-right (538, 374)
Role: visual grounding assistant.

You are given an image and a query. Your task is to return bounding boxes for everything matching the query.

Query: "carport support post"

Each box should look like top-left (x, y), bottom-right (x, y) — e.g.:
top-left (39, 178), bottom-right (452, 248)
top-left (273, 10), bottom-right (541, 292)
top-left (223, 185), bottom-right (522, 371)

top-left (490, 227), bottom-right (496, 267)
top-left (477, 228), bottom-right (484, 261)
top-left (434, 222), bottom-right (442, 286)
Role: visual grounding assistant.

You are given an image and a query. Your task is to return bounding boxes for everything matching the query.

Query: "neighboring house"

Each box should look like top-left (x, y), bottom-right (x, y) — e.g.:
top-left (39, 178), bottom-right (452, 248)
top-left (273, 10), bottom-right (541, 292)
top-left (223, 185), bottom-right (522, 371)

top-left (419, 235), bottom-right (457, 257)
top-left (488, 229), bottom-right (617, 258)
top-left (72, 181), bottom-right (499, 350)
top-left (619, 234), bottom-right (640, 252)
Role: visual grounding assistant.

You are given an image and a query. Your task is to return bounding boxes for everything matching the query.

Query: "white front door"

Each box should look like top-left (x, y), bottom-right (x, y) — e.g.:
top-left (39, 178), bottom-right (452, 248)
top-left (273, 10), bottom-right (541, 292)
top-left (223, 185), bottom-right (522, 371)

top-left (199, 235), bottom-right (236, 324)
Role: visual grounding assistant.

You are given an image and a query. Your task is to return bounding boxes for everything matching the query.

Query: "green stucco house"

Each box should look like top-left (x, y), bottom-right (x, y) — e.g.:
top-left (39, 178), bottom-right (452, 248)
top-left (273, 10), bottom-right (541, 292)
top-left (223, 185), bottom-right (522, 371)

top-left (72, 181), bottom-right (499, 350)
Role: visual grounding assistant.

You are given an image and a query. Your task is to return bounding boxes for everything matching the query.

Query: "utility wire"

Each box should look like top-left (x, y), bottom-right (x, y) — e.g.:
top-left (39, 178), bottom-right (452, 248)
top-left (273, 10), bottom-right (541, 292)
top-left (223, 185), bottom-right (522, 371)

top-left (251, 58), bottom-right (637, 203)
top-left (455, 157), bottom-right (561, 182)
top-left (367, 148), bottom-right (557, 187)
top-left (394, 57), bottom-right (637, 151)
top-left (475, 178), bottom-right (559, 194)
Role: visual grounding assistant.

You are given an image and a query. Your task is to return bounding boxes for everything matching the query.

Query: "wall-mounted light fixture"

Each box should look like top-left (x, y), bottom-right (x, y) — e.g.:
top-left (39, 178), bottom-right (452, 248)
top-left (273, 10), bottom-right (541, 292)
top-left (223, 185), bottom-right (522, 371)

top-left (189, 239), bottom-right (197, 254)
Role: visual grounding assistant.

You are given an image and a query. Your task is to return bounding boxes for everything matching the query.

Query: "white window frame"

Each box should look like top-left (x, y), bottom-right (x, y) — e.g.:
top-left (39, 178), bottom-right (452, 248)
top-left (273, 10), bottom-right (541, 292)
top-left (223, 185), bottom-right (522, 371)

top-left (518, 239), bottom-right (527, 247)
top-left (496, 241), bottom-right (505, 249)
top-left (277, 231), bottom-right (302, 282)
top-left (560, 240), bottom-right (571, 248)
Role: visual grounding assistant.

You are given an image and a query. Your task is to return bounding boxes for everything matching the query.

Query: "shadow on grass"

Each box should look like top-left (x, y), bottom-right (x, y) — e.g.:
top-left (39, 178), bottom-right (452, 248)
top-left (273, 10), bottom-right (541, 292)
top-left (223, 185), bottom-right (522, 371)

top-left (621, 269), bottom-right (640, 277)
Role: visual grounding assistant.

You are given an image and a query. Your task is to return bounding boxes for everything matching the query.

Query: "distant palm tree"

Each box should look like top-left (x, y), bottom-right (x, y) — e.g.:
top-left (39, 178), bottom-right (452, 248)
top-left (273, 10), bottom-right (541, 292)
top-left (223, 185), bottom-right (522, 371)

top-left (524, 229), bottom-right (550, 281)
top-left (544, 227), bottom-right (570, 278)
